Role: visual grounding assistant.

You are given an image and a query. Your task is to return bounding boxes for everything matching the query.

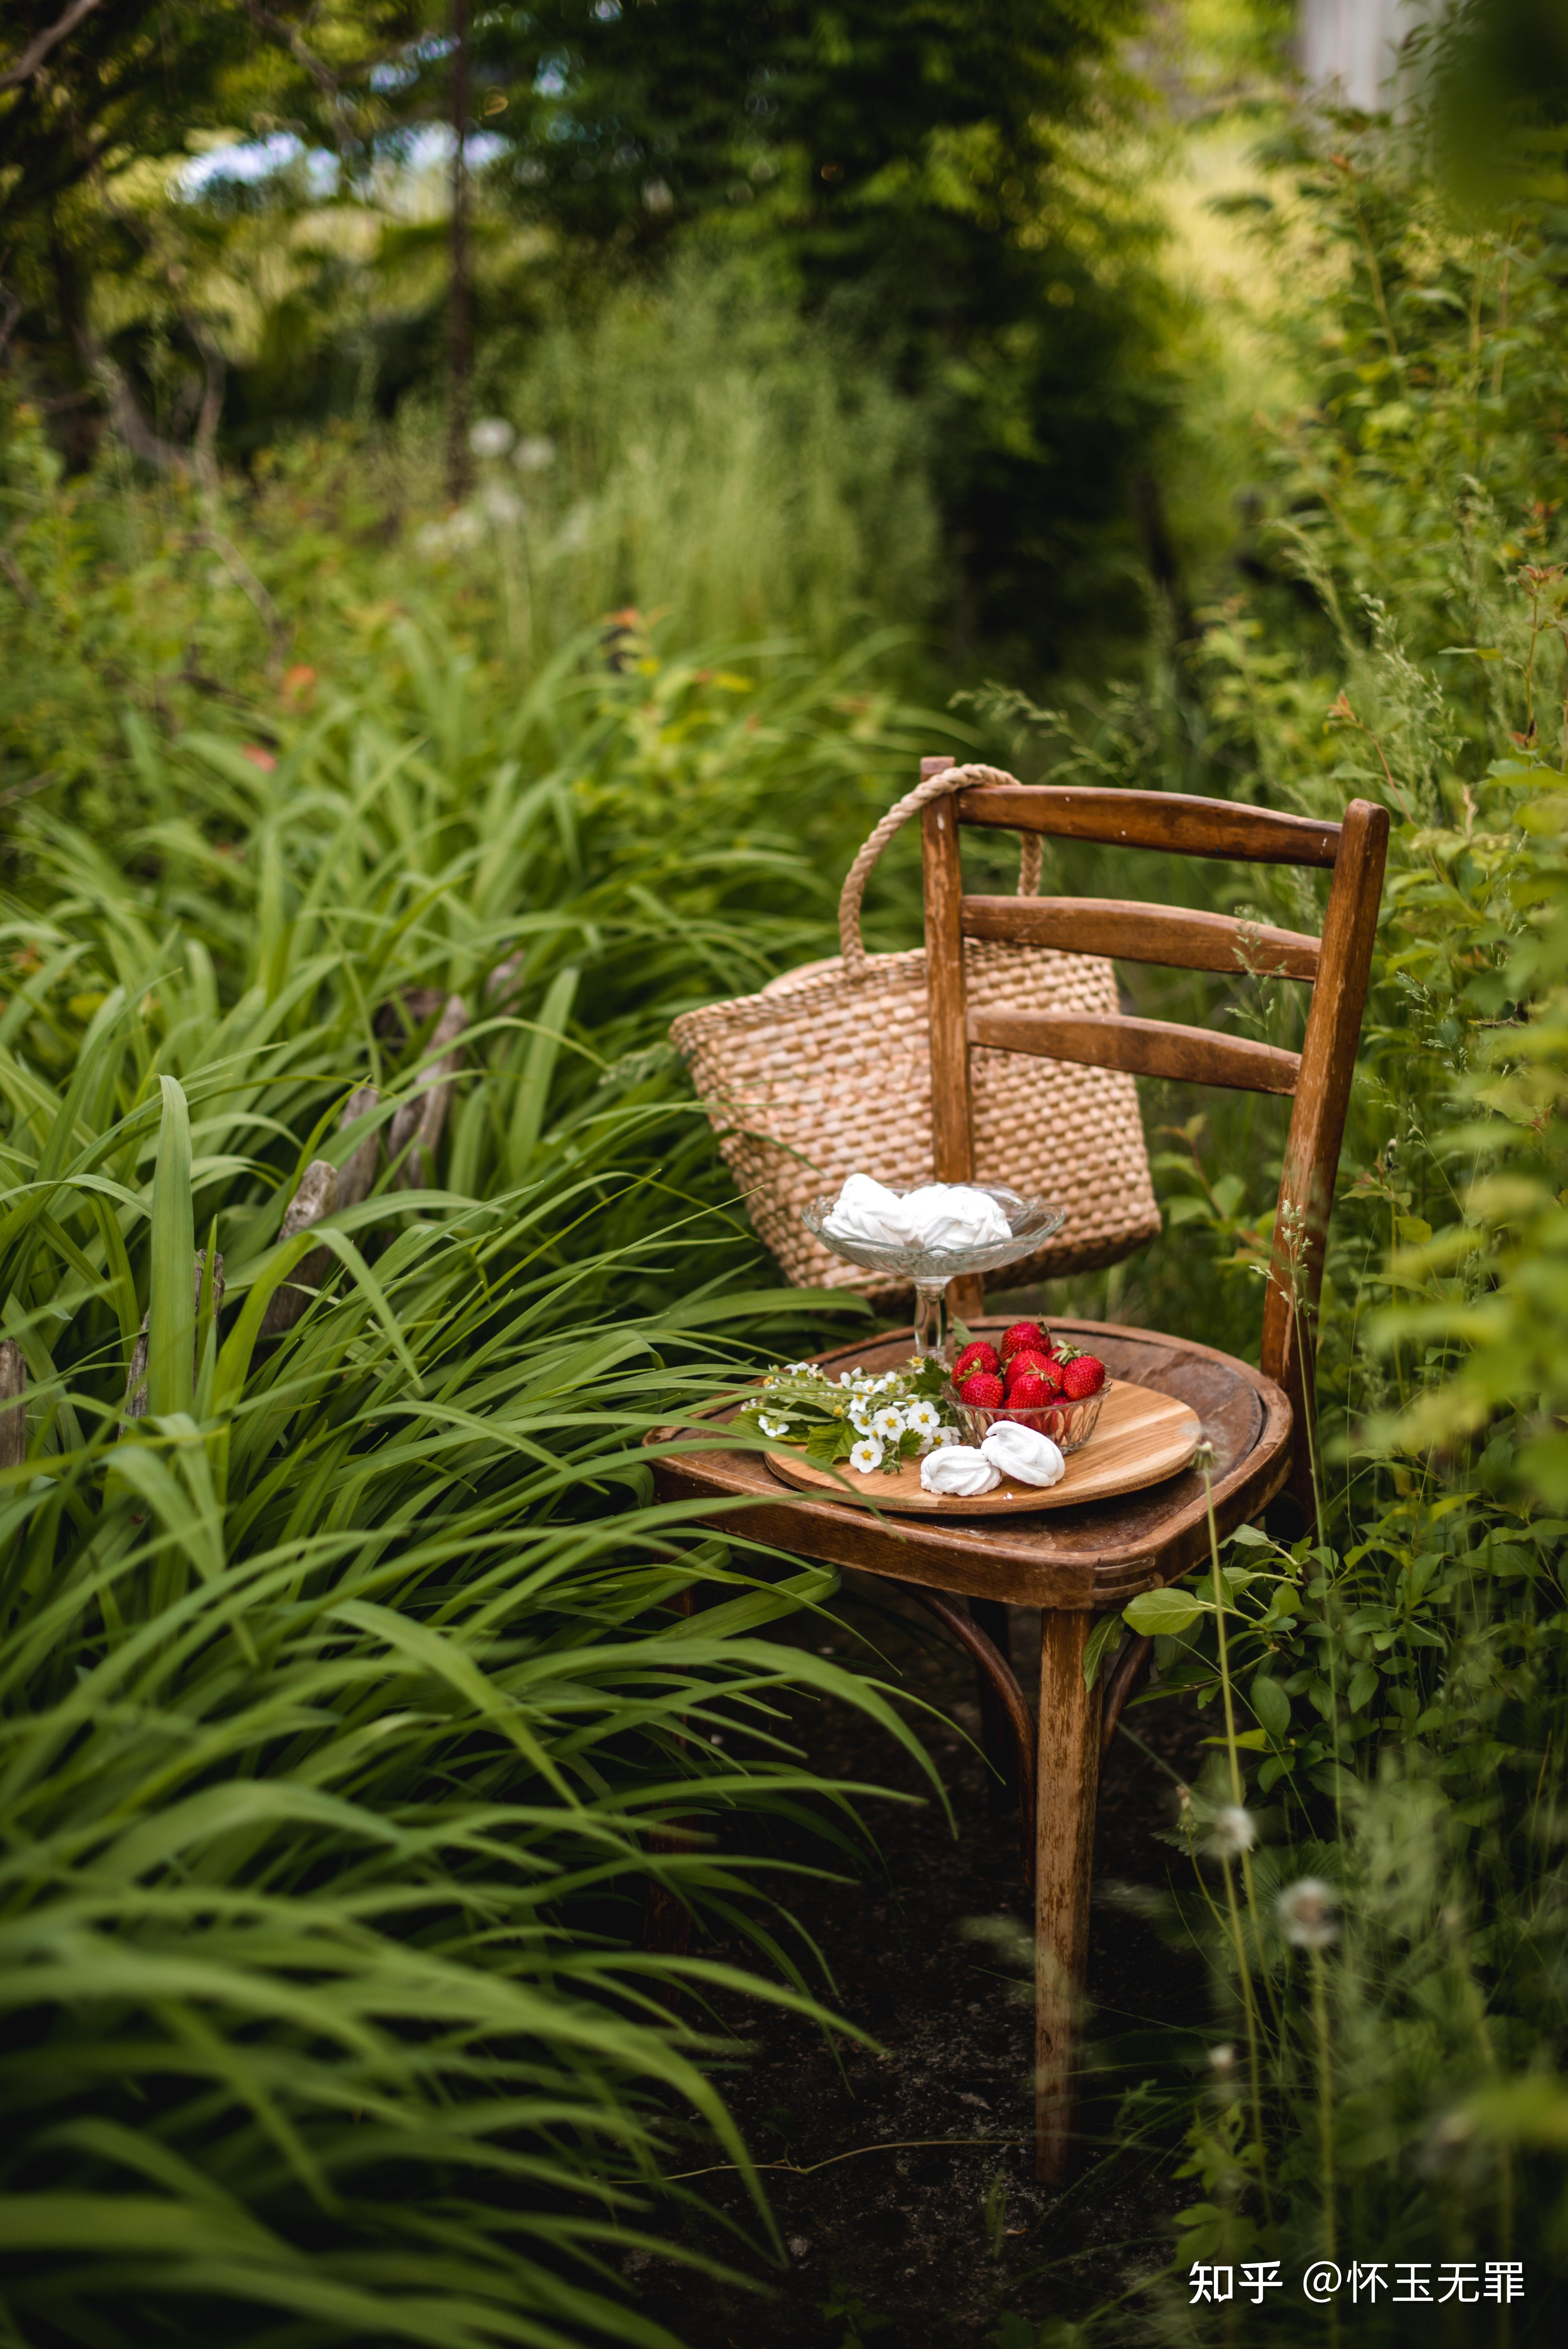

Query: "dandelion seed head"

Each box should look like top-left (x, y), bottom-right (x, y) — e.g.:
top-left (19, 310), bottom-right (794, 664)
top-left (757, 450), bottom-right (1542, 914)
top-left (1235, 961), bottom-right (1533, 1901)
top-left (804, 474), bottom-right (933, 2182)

top-left (1210, 1804), bottom-right (1257, 1857)
top-left (1278, 1877), bottom-right (1338, 1949)
top-left (481, 481), bottom-right (525, 527)
top-left (469, 416), bottom-right (516, 459)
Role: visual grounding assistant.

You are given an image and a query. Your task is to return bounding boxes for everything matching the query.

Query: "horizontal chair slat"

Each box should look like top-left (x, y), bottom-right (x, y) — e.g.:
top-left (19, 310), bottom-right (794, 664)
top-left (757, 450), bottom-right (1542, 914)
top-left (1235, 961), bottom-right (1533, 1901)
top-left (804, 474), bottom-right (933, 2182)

top-left (955, 782), bottom-right (1342, 869)
top-left (960, 894), bottom-right (1321, 981)
top-left (968, 1010), bottom-right (1301, 1096)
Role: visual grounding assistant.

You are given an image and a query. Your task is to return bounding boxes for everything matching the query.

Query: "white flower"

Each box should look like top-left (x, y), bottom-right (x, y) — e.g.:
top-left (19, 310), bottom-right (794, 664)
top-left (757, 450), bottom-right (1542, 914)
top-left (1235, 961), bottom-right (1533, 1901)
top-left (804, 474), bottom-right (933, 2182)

top-left (838, 1371), bottom-right (859, 1389)
top-left (785, 1362), bottom-right (813, 1376)
top-left (931, 1425), bottom-right (962, 1447)
top-left (849, 1405), bottom-right (876, 1435)
top-left (469, 416), bottom-right (515, 459)
top-left (481, 481), bottom-right (525, 527)
top-left (849, 1438), bottom-right (884, 1475)
top-left (871, 1405), bottom-right (906, 1442)
top-left (1278, 1878), bottom-right (1338, 1949)
top-left (555, 501), bottom-right (593, 554)
top-left (905, 1399), bottom-right (941, 1436)
top-left (758, 1415), bottom-right (790, 1439)
top-left (1209, 1805), bottom-right (1257, 1858)
top-left (513, 433), bottom-right (556, 472)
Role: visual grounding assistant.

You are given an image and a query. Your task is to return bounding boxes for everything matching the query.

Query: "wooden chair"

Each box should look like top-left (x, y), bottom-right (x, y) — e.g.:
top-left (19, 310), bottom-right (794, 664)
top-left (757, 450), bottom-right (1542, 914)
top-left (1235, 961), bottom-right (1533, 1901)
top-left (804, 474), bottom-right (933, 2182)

top-left (650, 759), bottom-right (1388, 2183)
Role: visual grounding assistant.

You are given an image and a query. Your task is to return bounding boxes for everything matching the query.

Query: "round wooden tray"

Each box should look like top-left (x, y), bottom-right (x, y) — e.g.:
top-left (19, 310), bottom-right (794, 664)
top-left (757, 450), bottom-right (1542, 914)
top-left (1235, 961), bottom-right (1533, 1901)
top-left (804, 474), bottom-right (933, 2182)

top-left (764, 1380), bottom-right (1202, 1515)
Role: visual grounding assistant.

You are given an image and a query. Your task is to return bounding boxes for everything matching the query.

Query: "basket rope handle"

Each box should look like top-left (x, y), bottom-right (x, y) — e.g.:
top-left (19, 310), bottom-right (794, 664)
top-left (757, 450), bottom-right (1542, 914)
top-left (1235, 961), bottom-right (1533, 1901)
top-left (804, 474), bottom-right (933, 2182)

top-left (838, 762), bottom-right (1036, 975)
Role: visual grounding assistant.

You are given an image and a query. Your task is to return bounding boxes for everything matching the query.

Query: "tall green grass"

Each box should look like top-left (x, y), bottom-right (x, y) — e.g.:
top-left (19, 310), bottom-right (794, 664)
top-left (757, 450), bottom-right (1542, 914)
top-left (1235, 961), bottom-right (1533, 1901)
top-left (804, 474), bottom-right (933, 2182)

top-left (0, 608), bottom-right (967, 2345)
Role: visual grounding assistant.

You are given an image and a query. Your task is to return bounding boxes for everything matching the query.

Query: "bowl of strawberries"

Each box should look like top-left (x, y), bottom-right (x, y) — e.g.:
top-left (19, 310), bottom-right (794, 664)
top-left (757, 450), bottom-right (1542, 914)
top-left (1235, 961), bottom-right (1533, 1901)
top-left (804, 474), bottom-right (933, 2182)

top-left (946, 1321), bottom-right (1108, 1455)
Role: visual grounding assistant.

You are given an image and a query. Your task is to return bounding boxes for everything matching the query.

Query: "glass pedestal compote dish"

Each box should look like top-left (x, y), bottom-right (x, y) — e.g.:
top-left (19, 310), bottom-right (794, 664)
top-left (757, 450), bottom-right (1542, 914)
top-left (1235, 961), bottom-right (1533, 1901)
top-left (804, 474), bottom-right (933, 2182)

top-left (801, 1180), bottom-right (1066, 1362)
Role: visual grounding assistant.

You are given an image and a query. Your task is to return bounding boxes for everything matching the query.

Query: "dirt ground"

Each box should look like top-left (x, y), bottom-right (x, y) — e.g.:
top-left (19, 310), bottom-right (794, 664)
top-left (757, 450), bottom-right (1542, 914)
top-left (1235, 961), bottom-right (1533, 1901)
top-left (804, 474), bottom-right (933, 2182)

top-left (632, 1574), bottom-right (1212, 2349)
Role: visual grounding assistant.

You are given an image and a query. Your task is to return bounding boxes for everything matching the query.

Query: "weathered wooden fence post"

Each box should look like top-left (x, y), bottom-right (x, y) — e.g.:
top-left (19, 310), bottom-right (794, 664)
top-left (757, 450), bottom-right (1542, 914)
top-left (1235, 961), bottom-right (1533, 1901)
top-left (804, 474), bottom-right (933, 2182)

top-left (0, 1338), bottom-right (25, 1470)
top-left (123, 1251), bottom-right (224, 1421)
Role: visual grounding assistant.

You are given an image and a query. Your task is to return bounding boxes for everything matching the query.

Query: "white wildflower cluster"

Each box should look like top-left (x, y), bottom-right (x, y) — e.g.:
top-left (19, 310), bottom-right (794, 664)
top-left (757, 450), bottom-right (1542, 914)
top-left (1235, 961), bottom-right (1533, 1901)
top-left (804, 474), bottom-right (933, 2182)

top-left (738, 1356), bottom-right (961, 1475)
top-left (417, 422), bottom-right (558, 562)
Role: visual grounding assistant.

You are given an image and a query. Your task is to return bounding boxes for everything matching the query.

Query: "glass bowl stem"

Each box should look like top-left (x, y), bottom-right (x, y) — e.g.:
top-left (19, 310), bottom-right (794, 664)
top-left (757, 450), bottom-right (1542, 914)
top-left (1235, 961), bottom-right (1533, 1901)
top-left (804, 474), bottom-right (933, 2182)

top-left (913, 1279), bottom-right (948, 1361)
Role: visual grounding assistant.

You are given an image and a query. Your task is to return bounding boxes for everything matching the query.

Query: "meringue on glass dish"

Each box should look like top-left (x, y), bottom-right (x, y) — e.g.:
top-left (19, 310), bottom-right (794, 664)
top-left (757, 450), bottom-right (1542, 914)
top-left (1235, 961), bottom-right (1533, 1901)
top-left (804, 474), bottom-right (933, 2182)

top-left (804, 1173), bottom-right (1065, 1360)
top-left (823, 1174), bottom-right (1011, 1253)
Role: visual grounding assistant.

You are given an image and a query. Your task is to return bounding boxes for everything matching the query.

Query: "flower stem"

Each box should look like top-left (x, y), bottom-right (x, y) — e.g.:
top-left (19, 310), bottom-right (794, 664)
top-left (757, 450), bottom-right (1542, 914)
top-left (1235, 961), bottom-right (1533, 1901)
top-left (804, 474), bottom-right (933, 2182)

top-left (1207, 1466), bottom-right (1272, 2219)
top-left (1310, 1944), bottom-right (1336, 2261)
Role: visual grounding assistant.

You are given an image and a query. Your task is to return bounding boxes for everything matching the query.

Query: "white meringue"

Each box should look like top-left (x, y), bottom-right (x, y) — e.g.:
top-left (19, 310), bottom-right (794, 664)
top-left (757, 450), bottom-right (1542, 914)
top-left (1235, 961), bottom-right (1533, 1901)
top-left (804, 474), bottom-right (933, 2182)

top-left (980, 1421), bottom-right (1066, 1488)
top-left (919, 1444), bottom-right (1001, 1498)
top-left (898, 1182), bottom-right (1011, 1250)
top-left (822, 1174), bottom-right (1011, 1254)
top-left (822, 1172), bottom-right (921, 1249)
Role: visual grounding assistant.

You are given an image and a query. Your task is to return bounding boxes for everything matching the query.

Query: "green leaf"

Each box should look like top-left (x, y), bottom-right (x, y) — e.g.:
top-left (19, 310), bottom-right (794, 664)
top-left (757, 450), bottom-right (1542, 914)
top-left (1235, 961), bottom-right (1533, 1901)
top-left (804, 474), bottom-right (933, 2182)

top-left (507, 964), bottom-right (581, 1182)
top-left (147, 1076), bottom-right (195, 1418)
top-left (1347, 1662), bottom-right (1380, 1713)
top-left (1250, 1674), bottom-right (1292, 1738)
top-left (1082, 1609), bottom-right (1124, 1688)
top-left (1124, 1586), bottom-right (1205, 1636)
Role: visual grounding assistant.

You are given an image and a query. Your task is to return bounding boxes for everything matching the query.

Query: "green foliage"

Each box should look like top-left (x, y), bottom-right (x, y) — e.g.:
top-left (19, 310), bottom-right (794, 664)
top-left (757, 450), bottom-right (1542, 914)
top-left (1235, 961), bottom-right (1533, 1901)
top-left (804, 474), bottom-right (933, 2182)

top-left (463, 0), bottom-right (1168, 655)
top-left (0, 3), bottom-right (423, 468)
top-left (997, 95), bottom-right (1568, 2342)
top-left (0, 497), bottom-right (973, 2339)
top-left (2, 0), bottom-right (1179, 672)
top-left (468, 254), bottom-right (943, 656)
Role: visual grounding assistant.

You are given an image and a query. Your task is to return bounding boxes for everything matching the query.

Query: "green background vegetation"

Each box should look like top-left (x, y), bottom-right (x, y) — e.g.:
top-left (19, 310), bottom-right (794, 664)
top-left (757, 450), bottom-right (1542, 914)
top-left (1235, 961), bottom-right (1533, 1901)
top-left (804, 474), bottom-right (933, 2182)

top-left (6, 1), bottom-right (1568, 2342)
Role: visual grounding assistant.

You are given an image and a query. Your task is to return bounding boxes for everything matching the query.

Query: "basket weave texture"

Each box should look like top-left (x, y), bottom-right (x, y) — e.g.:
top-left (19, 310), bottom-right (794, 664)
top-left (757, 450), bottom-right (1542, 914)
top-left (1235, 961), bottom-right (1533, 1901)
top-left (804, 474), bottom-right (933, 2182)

top-left (669, 765), bottom-right (1162, 1298)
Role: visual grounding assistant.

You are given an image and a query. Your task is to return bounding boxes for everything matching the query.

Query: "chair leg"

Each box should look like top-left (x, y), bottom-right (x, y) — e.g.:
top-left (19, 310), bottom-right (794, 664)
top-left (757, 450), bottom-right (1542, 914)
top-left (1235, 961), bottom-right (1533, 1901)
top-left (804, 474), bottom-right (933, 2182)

top-left (1035, 1609), bottom-right (1102, 2186)
top-left (968, 1597), bottom-right (1017, 1810)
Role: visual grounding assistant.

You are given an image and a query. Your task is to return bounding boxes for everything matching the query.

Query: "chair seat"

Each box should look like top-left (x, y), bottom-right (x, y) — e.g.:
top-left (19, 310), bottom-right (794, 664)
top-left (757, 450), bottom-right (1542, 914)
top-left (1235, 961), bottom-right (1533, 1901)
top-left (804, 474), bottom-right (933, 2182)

top-left (646, 1316), bottom-right (1293, 1610)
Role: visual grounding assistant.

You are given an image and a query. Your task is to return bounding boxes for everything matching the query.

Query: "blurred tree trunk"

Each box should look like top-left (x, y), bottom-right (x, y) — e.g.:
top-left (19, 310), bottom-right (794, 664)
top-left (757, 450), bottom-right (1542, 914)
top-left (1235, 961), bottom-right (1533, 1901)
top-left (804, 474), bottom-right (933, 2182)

top-left (447, 0), bottom-right (472, 504)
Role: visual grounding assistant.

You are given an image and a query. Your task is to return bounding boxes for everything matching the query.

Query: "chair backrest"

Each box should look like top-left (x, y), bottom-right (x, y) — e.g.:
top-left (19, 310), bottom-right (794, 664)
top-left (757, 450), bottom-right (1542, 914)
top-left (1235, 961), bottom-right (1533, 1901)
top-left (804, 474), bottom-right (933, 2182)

top-left (918, 756), bottom-right (1389, 1487)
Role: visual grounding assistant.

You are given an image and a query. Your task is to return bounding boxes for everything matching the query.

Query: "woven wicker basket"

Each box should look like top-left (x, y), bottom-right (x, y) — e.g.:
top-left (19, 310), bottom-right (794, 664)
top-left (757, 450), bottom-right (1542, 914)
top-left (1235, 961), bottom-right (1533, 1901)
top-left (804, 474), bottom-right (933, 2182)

top-left (670, 764), bottom-right (1161, 1298)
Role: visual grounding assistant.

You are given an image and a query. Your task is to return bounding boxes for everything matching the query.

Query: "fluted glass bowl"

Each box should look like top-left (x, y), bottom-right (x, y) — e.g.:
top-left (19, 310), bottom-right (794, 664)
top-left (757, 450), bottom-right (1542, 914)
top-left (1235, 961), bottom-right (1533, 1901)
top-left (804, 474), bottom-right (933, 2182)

top-left (800, 1181), bottom-right (1066, 1359)
top-left (948, 1384), bottom-right (1108, 1456)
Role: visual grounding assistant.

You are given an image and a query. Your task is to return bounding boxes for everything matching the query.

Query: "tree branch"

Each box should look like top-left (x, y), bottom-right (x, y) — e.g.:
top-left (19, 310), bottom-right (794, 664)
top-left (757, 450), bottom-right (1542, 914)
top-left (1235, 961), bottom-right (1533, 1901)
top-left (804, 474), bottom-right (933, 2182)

top-left (241, 0), bottom-right (336, 95)
top-left (0, 0), bottom-right (103, 94)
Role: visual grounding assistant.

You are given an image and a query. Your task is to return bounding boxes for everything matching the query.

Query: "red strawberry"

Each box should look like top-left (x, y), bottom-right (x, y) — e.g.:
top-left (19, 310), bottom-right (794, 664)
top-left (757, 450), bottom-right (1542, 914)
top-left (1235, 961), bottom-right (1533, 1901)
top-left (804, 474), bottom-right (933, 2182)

top-left (1000, 1319), bottom-right (1049, 1362)
top-left (1003, 1348), bottom-right (1052, 1384)
top-left (1060, 1354), bottom-right (1105, 1400)
top-left (1005, 1372), bottom-right (1053, 1408)
top-left (958, 1370), bottom-right (1005, 1408)
top-left (953, 1340), bottom-right (1000, 1381)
